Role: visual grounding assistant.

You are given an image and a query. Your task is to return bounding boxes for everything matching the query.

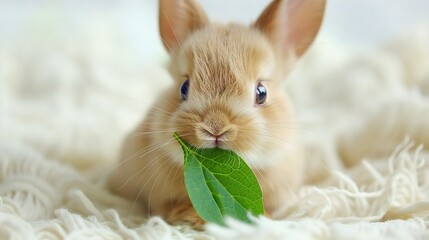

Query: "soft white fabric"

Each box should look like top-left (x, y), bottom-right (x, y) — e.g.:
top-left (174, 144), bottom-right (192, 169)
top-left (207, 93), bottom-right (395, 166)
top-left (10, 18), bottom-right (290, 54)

top-left (1, 19), bottom-right (429, 239)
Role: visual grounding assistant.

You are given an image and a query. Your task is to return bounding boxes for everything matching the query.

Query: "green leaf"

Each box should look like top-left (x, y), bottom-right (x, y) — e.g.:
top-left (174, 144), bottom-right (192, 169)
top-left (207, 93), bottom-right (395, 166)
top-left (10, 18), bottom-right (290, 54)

top-left (173, 133), bottom-right (264, 226)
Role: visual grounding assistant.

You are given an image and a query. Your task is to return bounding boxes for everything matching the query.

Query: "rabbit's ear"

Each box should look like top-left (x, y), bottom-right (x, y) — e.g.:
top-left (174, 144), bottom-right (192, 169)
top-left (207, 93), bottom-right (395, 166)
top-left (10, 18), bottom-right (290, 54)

top-left (254, 0), bottom-right (326, 57)
top-left (159, 0), bottom-right (209, 54)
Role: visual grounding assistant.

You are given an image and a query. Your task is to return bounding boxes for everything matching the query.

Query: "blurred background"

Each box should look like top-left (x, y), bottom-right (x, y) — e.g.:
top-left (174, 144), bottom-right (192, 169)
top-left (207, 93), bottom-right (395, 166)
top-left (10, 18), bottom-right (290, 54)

top-left (1, 0), bottom-right (429, 65)
top-left (0, 0), bottom-right (428, 169)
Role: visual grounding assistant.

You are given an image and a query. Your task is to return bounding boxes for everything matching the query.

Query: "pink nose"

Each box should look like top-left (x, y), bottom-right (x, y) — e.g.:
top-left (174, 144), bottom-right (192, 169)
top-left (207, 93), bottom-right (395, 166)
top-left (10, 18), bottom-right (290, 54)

top-left (202, 127), bottom-right (227, 139)
top-left (212, 133), bottom-right (223, 139)
top-left (212, 134), bottom-right (224, 145)
top-left (200, 125), bottom-right (230, 146)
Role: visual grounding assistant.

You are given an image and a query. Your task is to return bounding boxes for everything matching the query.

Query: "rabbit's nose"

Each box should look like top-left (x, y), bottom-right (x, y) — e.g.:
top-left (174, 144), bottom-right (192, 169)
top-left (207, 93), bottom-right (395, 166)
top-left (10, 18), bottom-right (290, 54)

top-left (200, 124), bottom-right (231, 139)
top-left (202, 111), bottom-right (230, 134)
top-left (196, 110), bottom-right (236, 145)
top-left (198, 123), bottom-right (233, 147)
top-left (200, 124), bottom-right (231, 146)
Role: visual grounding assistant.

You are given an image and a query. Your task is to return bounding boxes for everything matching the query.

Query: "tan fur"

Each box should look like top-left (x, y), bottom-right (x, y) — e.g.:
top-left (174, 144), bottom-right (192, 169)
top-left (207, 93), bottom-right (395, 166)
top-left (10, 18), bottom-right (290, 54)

top-left (109, 0), bottom-right (326, 228)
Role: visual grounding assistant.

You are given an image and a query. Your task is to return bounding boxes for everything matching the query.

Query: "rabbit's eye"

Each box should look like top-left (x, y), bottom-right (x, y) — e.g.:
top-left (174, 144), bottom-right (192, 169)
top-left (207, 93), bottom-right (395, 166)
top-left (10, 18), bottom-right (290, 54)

top-left (255, 82), bottom-right (267, 105)
top-left (180, 79), bottom-right (190, 100)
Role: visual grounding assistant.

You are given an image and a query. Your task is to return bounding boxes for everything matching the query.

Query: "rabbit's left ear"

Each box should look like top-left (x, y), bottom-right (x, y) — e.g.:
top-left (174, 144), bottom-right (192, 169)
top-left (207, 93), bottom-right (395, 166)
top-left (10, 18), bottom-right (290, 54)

top-left (159, 0), bottom-right (209, 54)
top-left (254, 0), bottom-right (326, 57)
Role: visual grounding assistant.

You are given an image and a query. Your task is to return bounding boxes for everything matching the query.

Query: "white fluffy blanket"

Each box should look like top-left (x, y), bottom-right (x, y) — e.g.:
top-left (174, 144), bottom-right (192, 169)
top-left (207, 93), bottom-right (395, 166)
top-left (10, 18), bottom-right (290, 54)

top-left (1, 19), bottom-right (429, 239)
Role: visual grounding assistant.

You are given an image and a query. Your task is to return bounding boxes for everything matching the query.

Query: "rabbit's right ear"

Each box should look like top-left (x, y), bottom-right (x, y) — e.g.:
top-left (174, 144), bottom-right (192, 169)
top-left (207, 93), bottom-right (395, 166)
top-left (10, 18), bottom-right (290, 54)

top-left (254, 0), bottom-right (326, 58)
top-left (159, 0), bottom-right (209, 54)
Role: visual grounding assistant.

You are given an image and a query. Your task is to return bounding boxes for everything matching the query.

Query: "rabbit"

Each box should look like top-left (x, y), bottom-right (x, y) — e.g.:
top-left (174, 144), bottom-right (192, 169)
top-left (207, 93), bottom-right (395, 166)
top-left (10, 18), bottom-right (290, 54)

top-left (108, 0), bottom-right (326, 228)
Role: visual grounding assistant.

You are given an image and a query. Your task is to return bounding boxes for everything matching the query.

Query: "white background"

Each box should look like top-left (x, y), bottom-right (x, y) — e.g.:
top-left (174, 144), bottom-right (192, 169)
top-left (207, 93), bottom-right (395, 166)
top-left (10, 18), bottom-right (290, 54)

top-left (0, 0), bottom-right (428, 64)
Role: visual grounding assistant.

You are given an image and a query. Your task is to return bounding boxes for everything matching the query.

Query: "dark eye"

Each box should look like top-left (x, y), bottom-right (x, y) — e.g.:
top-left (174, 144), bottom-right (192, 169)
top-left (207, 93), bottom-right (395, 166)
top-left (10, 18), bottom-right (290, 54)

top-left (180, 79), bottom-right (190, 100)
top-left (255, 82), bottom-right (267, 105)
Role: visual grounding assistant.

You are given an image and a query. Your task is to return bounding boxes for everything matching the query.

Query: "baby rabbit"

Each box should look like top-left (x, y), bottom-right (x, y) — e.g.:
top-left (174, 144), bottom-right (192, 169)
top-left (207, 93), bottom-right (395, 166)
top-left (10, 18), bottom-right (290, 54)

top-left (109, 0), bottom-right (326, 227)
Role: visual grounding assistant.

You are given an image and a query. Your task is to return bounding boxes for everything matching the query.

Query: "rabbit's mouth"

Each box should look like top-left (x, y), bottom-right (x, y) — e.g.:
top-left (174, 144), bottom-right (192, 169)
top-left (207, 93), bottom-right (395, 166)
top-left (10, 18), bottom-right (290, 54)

top-left (203, 136), bottom-right (228, 149)
top-left (193, 122), bottom-right (238, 150)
